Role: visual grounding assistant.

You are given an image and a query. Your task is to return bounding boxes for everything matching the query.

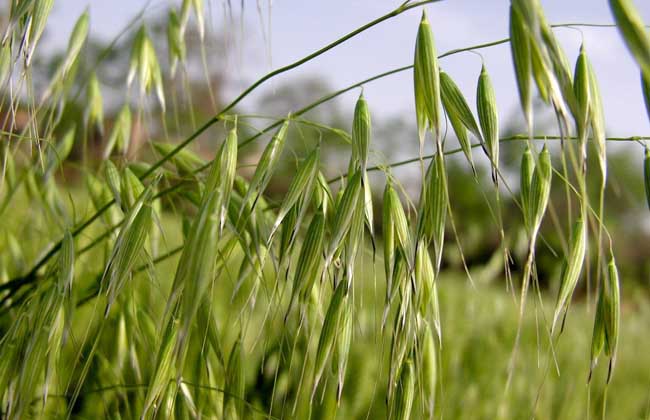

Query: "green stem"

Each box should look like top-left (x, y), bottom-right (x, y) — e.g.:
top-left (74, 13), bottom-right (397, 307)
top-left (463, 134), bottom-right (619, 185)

top-left (329, 134), bottom-right (650, 183)
top-left (218, 0), bottom-right (439, 118)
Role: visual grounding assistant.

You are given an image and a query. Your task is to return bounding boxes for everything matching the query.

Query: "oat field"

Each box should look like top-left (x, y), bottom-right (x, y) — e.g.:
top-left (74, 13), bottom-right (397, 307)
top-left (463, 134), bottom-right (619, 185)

top-left (1, 0), bottom-right (650, 418)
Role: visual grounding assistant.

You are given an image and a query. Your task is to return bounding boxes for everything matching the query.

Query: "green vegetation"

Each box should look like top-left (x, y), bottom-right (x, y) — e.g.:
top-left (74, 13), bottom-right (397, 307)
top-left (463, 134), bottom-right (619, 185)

top-left (1, 0), bottom-right (650, 418)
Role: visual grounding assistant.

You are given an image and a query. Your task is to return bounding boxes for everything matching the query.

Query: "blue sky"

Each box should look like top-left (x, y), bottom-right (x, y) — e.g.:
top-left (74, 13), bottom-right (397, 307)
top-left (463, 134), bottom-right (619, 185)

top-left (46, 0), bottom-right (650, 138)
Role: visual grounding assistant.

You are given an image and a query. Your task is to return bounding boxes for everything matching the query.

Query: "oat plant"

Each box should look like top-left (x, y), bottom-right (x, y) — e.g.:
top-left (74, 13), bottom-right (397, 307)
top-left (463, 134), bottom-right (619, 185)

top-left (1, 0), bottom-right (650, 419)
